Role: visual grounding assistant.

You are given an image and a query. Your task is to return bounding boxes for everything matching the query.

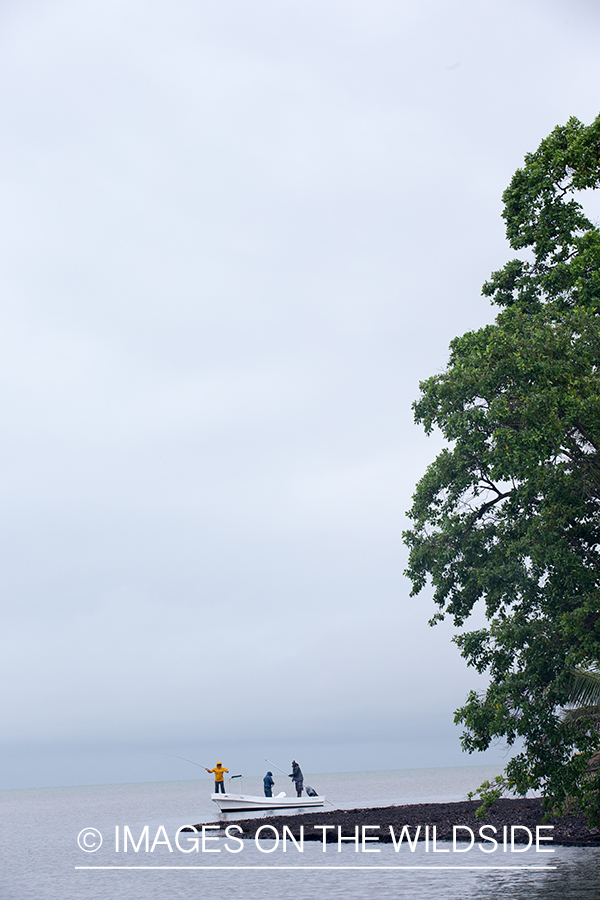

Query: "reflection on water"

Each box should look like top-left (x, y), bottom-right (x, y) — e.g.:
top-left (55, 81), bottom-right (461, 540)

top-left (473, 846), bottom-right (600, 900)
top-left (64, 842), bottom-right (600, 900)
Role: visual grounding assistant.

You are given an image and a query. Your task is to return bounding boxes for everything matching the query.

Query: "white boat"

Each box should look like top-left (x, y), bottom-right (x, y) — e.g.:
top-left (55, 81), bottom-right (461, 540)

top-left (211, 791), bottom-right (325, 812)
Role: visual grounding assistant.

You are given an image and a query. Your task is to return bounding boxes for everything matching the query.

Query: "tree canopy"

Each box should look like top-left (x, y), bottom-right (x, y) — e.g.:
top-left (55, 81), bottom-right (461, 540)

top-left (403, 115), bottom-right (600, 823)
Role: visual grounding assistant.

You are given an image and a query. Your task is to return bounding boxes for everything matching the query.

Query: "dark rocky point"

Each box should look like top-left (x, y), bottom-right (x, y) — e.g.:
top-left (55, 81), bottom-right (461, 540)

top-left (196, 798), bottom-right (600, 847)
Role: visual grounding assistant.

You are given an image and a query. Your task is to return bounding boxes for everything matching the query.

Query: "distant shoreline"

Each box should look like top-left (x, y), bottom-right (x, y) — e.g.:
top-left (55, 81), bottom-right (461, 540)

top-left (201, 798), bottom-right (600, 847)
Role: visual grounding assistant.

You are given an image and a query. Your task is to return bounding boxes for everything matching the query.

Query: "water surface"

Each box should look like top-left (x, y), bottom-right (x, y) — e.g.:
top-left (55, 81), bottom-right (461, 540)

top-left (2, 766), bottom-right (598, 900)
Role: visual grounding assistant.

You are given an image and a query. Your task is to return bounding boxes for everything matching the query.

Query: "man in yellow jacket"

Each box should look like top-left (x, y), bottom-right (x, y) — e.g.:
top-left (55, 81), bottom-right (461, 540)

top-left (206, 761), bottom-right (229, 793)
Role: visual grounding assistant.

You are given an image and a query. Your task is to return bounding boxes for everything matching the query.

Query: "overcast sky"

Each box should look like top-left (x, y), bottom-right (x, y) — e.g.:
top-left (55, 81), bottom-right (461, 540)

top-left (1, 0), bottom-right (600, 789)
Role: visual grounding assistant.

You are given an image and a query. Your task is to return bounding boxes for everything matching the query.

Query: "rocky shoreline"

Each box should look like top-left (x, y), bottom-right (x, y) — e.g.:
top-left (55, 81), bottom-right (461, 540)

top-left (198, 798), bottom-right (600, 847)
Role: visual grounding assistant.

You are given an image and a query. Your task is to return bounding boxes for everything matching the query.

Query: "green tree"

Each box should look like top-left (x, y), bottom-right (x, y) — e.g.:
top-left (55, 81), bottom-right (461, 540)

top-left (403, 115), bottom-right (600, 824)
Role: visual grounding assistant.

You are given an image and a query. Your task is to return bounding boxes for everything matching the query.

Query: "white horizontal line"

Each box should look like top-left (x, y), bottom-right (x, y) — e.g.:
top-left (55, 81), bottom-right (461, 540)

top-left (75, 865), bottom-right (557, 871)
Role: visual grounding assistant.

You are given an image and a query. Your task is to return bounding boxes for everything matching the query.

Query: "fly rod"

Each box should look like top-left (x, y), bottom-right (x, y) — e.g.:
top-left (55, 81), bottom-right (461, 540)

top-left (167, 753), bottom-right (211, 770)
top-left (265, 758), bottom-right (335, 806)
top-left (265, 758), bottom-right (288, 776)
top-left (168, 754), bottom-right (242, 779)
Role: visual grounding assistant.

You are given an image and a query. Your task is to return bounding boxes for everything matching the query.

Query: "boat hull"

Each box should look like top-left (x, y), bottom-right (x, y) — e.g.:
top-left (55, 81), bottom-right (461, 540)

top-left (211, 792), bottom-right (325, 811)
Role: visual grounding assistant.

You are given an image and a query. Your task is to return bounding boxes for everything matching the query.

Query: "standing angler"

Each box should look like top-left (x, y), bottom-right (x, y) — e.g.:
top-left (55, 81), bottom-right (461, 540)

top-left (263, 770), bottom-right (275, 797)
top-left (206, 761), bottom-right (229, 793)
top-left (289, 760), bottom-right (303, 797)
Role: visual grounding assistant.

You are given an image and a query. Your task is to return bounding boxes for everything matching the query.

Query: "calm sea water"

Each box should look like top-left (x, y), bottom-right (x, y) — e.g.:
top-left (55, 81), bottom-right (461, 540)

top-left (2, 765), bottom-right (599, 899)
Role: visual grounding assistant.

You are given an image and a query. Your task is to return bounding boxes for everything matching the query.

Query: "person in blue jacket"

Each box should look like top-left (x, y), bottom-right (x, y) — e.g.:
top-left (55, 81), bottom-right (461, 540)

top-left (263, 771), bottom-right (275, 797)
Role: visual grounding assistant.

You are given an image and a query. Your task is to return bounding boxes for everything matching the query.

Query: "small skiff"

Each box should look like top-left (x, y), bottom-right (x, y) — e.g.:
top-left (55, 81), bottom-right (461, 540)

top-left (211, 791), bottom-right (325, 812)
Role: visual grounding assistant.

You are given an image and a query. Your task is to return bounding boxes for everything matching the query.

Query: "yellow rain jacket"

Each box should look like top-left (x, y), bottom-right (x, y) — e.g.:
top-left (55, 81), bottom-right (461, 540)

top-left (208, 764), bottom-right (229, 782)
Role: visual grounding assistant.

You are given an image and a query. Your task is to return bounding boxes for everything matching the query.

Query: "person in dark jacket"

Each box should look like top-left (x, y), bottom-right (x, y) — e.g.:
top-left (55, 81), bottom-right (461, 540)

top-left (289, 760), bottom-right (303, 797)
top-left (263, 771), bottom-right (275, 797)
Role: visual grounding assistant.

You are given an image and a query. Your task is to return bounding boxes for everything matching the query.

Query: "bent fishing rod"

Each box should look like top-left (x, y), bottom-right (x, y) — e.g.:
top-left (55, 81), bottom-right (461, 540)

top-left (167, 754), bottom-right (242, 781)
top-left (167, 753), bottom-right (211, 769)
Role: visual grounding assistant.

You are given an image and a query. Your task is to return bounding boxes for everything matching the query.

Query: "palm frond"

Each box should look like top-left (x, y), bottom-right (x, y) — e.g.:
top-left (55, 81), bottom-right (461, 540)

top-left (564, 665), bottom-right (600, 709)
top-left (561, 704), bottom-right (600, 725)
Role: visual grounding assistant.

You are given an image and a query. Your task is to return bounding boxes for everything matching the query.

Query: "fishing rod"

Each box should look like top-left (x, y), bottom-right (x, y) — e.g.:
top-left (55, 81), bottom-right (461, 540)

top-left (265, 758), bottom-right (289, 776)
top-left (167, 753), bottom-right (211, 770)
top-left (265, 758), bottom-right (335, 806)
top-left (168, 754), bottom-right (242, 781)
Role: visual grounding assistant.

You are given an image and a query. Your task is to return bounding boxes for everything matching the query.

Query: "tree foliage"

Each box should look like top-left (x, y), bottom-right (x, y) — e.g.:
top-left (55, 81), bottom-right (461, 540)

top-left (403, 115), bottom-right (600, 824)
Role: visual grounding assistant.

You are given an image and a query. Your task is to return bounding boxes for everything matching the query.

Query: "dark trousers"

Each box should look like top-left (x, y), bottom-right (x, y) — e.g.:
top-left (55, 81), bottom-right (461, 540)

top-left (215, 781), bottom-right (225, 793)
top-left (264, 787), bottom-right (272, 797)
